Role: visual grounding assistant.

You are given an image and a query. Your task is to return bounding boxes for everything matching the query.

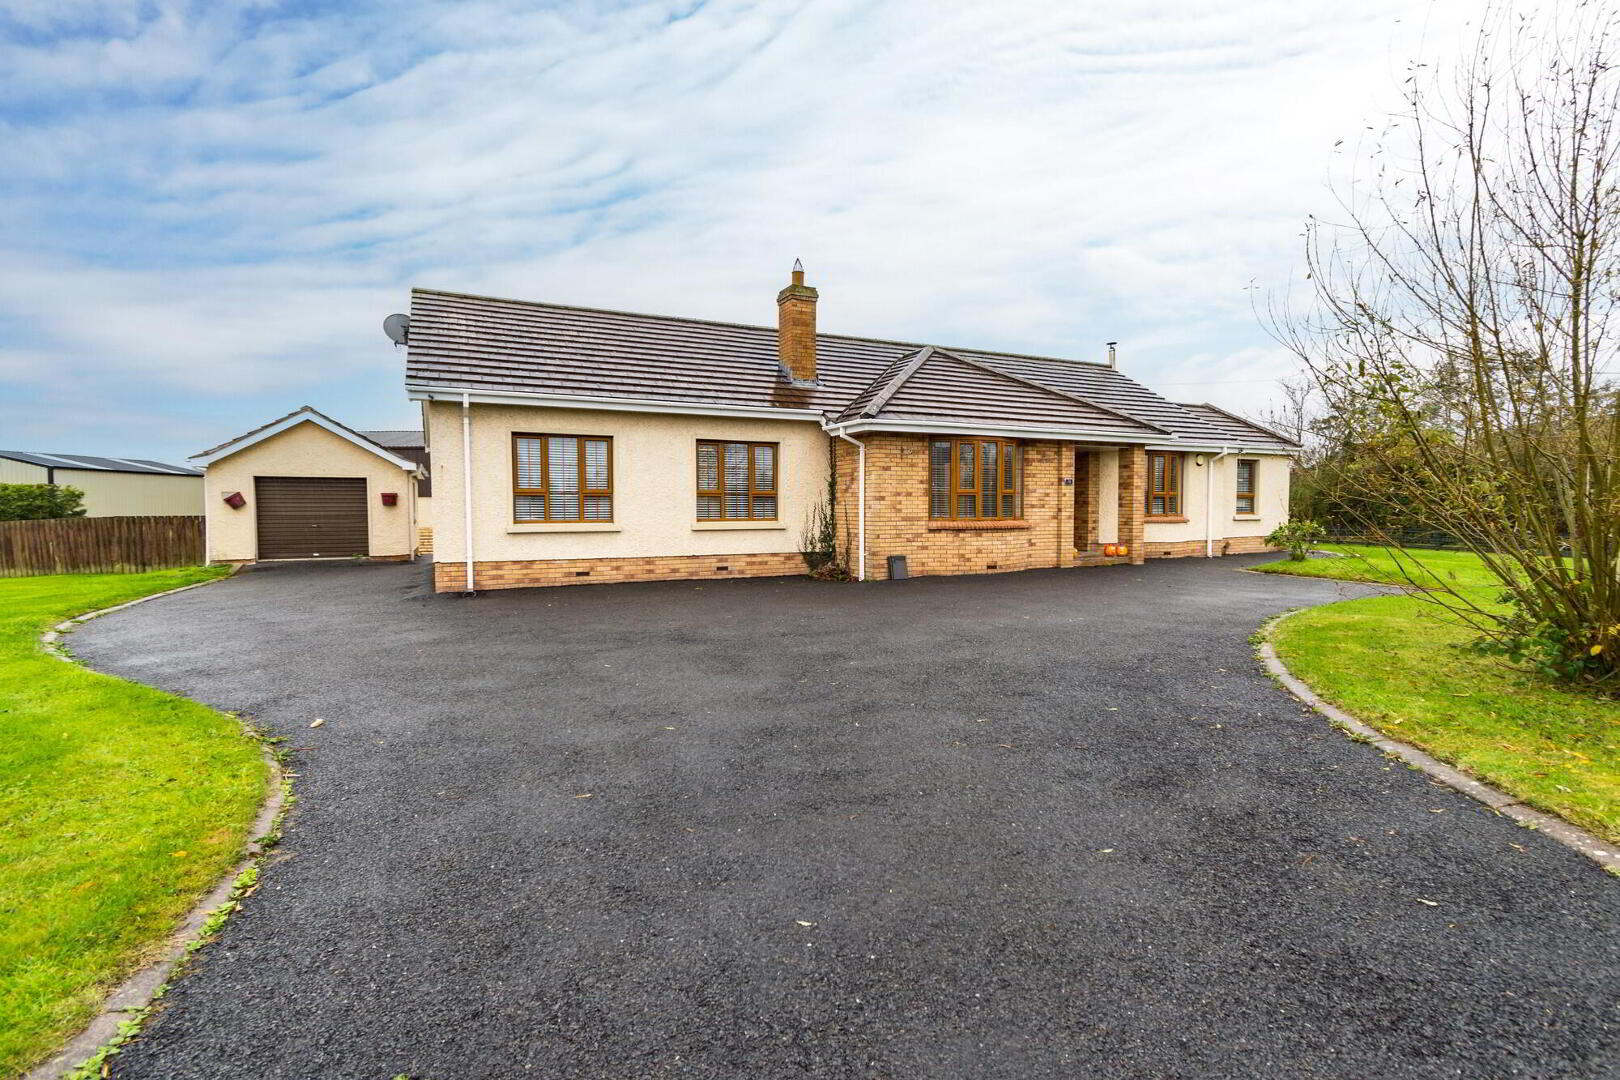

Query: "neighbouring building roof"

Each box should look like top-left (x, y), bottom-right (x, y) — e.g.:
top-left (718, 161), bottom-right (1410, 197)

top-left (404, 288), bottom-right (1298, 450)
top-left (191, 406), bottom-right (422, 471)
top-left (0, 450), bottom-right (202, 476)
top-left (358, 429), bottom-right (425, 449)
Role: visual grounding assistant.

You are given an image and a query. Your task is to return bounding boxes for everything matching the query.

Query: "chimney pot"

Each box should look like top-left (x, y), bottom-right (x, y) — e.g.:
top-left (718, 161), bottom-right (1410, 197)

top-left (777, 261), bottom-right (819, 383)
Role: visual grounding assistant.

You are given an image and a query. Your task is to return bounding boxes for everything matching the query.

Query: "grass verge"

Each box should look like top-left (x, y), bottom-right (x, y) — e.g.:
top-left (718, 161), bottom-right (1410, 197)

top-left (1260, 545), bottom-right (1618, 842)
top-left (1251, 542), bottom-right (1500, 589)
top-left (0, 568), bottom-right (268, 1077)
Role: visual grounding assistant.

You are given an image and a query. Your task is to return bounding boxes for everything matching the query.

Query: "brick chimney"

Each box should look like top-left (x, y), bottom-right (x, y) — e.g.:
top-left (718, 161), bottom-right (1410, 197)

top-left (777, 259), bottom-right (818, 383)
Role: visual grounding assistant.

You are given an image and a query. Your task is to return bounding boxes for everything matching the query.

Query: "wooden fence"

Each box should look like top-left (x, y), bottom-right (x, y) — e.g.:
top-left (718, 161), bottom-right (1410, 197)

top-left (0, 515), bottom-right (204, 577)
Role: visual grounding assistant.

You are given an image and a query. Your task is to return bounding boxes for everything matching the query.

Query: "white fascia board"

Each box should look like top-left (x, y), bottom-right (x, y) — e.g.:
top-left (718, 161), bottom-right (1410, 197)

top-left (192, 412), bottom-right (420, 471)
top-left (407, 384), bottom-right (825, 422)
top-left (826, 418), bottom-right (1155, 445)
top-left (1144, 442), bottom-right (1295, 456)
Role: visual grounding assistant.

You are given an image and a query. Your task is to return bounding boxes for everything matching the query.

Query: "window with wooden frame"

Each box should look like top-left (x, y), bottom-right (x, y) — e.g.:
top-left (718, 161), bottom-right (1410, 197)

top-left (696, 440), bottom-right (777, 520)
top-left (1235, 458), bottom-right (1258, 515)
top-left (512, 434), bottom-right (612, 523)
top-left (1146, 451), bottom-right (1182, 517)
top-left (928, 437), bottom-right (1022, 520)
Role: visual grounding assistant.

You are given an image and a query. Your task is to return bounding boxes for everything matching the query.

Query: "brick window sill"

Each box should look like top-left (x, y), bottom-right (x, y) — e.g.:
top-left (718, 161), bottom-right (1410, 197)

top-left (927, 520), bottom-right (1031, 531)
top-left (1144, 515), bottom-right (1189, 524)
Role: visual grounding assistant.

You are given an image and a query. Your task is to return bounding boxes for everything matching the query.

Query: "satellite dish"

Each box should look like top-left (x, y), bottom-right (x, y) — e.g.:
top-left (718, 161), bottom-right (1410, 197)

top-left (383, 313), bottom-right (410, 346)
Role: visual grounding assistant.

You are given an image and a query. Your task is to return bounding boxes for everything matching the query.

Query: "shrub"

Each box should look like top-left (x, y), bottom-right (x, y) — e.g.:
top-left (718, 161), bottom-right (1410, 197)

top-left (1266, 519), bottom-right (1326, 562)
top-left (0, 484), bottom-right (87, 521)
top-left (800, 469), bottom-right (849, 577)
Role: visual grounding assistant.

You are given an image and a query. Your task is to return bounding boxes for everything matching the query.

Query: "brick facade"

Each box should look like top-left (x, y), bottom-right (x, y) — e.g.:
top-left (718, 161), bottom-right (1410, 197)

top-left (832, 433), bottom-right (1132, 581)
top-left (1144, 535), bottom-right (1280, 560)
top-left (1116, 446), bottom-right (1146, 565)
top-left (434, 551), bottom-right (805, 592)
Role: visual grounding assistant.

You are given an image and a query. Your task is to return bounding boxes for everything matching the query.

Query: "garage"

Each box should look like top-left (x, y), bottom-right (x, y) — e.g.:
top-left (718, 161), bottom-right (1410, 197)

top-left (195, 407), bottom-right (422, 564)
top-left (254, 476), bottom-right (370, 559)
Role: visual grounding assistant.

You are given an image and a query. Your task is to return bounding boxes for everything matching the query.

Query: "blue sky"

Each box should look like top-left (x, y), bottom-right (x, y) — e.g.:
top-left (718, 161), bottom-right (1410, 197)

top-left (0, 0), bottom-right (1473, 462)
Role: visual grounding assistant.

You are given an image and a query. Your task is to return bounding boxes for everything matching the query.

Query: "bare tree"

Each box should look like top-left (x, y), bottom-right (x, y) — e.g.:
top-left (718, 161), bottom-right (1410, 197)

top-left (1272, 1), bottom-right (1620, 689)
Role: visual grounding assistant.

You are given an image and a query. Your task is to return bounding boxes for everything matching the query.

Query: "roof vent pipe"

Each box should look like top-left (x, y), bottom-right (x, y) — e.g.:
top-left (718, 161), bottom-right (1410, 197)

top-left (1106, 342), bottom-right (1118, 368)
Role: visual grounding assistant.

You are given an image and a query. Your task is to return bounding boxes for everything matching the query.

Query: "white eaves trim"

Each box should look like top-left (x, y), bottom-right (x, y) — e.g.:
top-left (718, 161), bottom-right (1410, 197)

top-left (406, 383), bottom-right (826, 422)
top-left (191, 410), bottom-right (420, 471)
top-left (1144, 443), bottom-right (1296, 456)
top-left (404, 383), bottom-right (1301, 452)
top-left (826, 418), bottom-right (1151, 445)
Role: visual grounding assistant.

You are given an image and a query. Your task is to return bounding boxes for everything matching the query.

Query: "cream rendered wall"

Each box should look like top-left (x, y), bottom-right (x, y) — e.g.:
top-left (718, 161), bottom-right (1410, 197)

top-left (425, 402), bottom-right (830, 565)
top-left (1096, 451), bottom-right (1120, 544)
top-left (416, 494), bottom-right (432, 527)
top-left (203, 420), bottom-right (416, 561)
top-left (57, 470), bottom-right (203, 516)
top-left (1142, 452), bottom-right (1291, 547)
top-left (0, 458), bottom-right (48, 484)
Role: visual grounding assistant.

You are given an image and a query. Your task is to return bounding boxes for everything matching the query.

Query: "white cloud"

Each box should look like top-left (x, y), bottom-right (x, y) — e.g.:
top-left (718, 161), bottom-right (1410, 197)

top-left (0, 0), bottom-right (1481, 456)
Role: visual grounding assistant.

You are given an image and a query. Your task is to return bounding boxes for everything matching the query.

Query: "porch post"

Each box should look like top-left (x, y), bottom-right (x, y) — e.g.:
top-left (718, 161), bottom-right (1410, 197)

top-left (1118, 446), bottom-right (1146, 565)
top-left (1056, 442), bottom-right (1076, 569)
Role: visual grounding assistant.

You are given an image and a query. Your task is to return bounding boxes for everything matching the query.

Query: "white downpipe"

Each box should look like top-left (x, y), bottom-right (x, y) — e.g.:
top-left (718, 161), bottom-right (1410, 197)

top-left (832, 429), bottom-right (867, 580)
top-left (1205, 447), bottom-right (1232, 558)
top-left (461, 392), bottom-right (475, 592)
top-left (406, 467), bottom-right (418, 563)
top-left (202, 472), bottom-right (213, 564)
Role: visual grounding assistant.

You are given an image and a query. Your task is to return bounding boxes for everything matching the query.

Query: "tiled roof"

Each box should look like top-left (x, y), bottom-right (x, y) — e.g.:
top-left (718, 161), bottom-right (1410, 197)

top-left (406, 289), bottom-right (1297, 449)
top-left (1171, 403), bottom-right (1299, 453)
top-left (832, 347), bottom-right (1166, 438)
top-left (0, 451), bottom-right (201, 476)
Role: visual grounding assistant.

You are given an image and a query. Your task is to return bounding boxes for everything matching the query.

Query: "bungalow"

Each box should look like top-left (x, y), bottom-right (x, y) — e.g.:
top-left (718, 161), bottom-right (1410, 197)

top-left (404, 266), bottom-right (1296, 592)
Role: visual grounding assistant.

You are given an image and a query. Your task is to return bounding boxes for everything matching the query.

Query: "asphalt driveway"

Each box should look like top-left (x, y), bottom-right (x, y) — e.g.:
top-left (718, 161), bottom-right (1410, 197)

top-left (71, 557), bottom-right (1618, 1080)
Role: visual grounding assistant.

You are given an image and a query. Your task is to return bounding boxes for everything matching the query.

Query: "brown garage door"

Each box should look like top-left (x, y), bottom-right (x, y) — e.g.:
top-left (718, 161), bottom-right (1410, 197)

top-left (255, 477), bottom-right (369, 559)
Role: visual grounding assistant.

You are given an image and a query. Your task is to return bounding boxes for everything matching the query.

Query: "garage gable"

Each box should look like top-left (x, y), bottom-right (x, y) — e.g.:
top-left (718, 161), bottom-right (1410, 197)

top-left (193, 406), bottom-right (419, 471)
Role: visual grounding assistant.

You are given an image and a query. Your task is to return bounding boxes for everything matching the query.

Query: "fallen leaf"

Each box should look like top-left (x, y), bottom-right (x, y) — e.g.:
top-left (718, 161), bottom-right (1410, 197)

top-left (171, 851), bottom-right (188, 858)
top-left (1416, 898), bottom-right (1439, 906)
top-left (574, 793), bottom-right (594, 799)
top-left (796, 920), bottom-right (817, 928)
top-left (1099, 848), bottom-right (1114, 854)
top-left (309, 718), bottom-right (325, 728)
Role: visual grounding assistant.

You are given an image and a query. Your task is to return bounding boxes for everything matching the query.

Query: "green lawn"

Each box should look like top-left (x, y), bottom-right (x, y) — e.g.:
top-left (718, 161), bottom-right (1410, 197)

top-left (0, 568), bottom-right (268, 1077)
top-left (1252, 542), bottom-right (1501, 589)
top-left (1260, 545), bottom-right (1619, 842)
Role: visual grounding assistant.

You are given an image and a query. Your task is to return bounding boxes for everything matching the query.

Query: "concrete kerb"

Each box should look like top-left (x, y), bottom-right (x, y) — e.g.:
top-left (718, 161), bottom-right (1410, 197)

top-left (26, 568), bottom-right (292, 1080)
top-left (1257, 611), bottom-right (1620, 874)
